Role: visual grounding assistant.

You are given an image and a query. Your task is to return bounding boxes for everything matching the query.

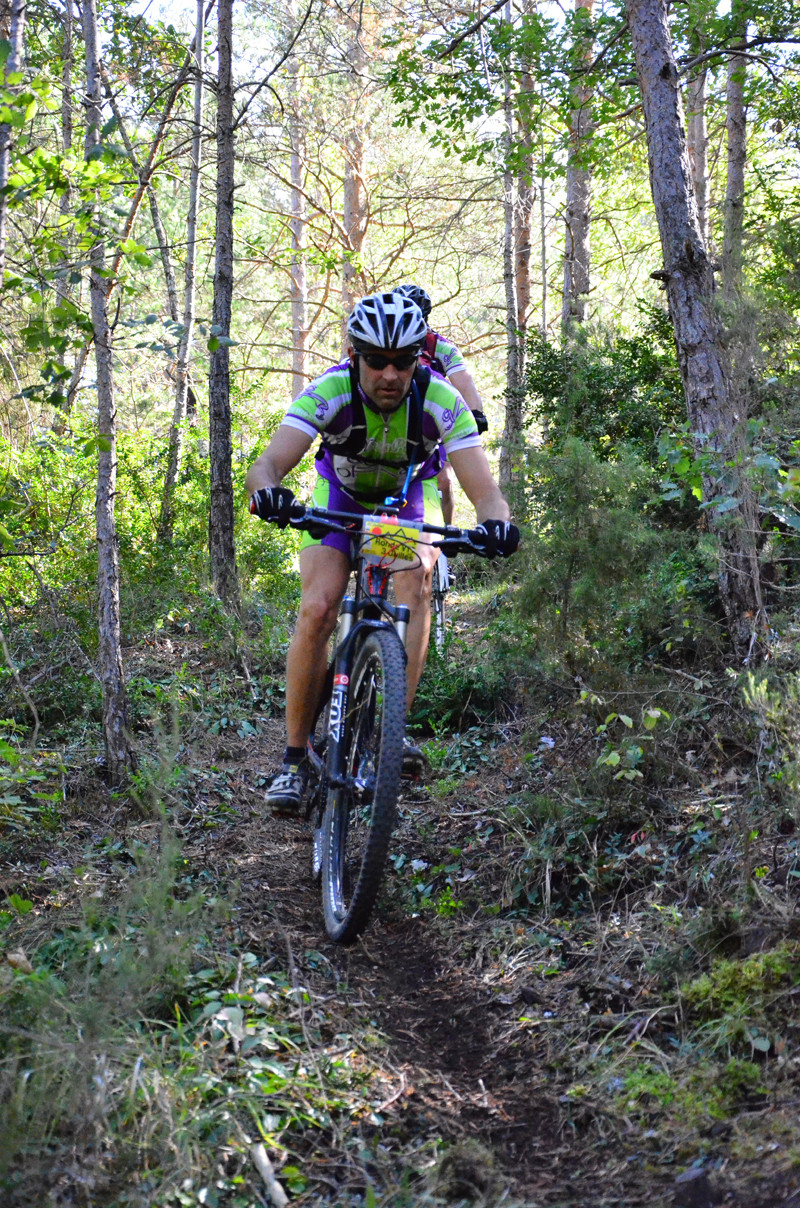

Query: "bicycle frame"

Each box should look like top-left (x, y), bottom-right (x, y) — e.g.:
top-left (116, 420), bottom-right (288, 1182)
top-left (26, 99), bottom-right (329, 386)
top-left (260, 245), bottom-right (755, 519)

top-left (305, 537), bottom-right (411, 802)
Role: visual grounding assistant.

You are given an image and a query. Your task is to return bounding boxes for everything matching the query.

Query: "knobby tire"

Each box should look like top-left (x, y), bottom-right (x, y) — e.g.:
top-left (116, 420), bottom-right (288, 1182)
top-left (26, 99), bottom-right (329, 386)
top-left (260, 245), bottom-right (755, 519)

top-left (322, 627), bottom-right (406, 944)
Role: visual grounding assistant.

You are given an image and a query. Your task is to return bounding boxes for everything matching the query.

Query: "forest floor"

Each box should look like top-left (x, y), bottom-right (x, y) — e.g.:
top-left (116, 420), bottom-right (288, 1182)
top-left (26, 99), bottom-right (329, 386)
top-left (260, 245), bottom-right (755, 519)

top-left (4, 603), bottom-right (800, 1207)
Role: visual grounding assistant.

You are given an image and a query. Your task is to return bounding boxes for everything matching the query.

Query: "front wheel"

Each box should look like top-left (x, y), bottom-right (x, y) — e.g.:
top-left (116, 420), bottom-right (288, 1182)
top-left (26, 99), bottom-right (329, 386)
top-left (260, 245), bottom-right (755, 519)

top-left (321, 627), bottom-right (406, 944)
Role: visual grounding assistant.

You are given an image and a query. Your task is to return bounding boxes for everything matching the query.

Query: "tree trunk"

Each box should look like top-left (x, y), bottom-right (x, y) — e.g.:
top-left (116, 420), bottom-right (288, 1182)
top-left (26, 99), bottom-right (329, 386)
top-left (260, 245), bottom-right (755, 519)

top-left (515, 166), bottom-right (533, 337)
top-left (515, 2), bottom-right (535, 350)
top-left (50, 0), bottom-right (73, 433)
top-left (626, 0), bottom-right (765, 660)
top-left (288, 29), bottom-right (308, 396)
top-left (83, 0), bottom-right (134, 781)
top-left (55, 0), bottom-right (72, 312)
top-left (0, 0), bottom-right (26, 282)
top-left (208, 0), bottom-right (239, 607)
top-left (340, 11), bottom-right (368, 342)
top-left (722, 45), bottom-right (746, 300)
top-left (499, 18), bottom-right (523, 490)
top-left (685, 66), bottom-right (710, 249)
top-left (159, 0), bottom-right (205, 543)
top-left (562, 0), bottom-right (594, 328)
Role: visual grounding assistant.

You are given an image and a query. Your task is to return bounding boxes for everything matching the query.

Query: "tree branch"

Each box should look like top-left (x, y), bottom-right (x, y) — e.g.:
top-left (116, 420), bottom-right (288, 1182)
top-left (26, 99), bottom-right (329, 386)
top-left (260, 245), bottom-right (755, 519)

top-left (437, 0), bottom-right (508, 61)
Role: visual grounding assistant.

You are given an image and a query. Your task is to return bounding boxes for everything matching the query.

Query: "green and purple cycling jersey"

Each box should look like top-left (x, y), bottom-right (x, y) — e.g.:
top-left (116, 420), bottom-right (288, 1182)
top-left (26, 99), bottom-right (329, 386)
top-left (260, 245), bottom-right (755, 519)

top-left (422, 332), bottom-right (467, 378)
top-left (280, 360), bottom-right (480, 503)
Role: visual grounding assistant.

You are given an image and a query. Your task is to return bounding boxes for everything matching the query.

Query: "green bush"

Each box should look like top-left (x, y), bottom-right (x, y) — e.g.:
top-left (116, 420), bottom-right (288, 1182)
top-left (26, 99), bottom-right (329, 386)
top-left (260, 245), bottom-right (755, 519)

top-left (525, 308), bottom-right (684, 462)
top-left (518, 439), bottom-right (666, 661)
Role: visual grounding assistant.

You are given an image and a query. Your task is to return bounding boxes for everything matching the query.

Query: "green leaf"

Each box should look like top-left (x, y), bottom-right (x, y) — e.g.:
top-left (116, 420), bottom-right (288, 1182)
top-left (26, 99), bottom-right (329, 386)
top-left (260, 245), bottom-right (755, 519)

top-left (771, 507), bottom-right (800, 532)
top-left (619, 714), bottom-right (633, 728)
top-left (207, 336), bottom-right (220, 352)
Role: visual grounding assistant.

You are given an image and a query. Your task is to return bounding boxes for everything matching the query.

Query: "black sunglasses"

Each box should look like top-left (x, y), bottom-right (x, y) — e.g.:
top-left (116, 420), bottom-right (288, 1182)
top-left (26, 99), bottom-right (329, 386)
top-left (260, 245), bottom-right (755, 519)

top-left (359, 351), bottom-right (418, 371)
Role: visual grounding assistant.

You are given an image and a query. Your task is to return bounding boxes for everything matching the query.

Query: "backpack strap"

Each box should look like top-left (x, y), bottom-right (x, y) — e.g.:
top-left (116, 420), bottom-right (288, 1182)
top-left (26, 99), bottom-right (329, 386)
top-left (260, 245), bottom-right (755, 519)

top-left (405, 366), bottom-right (430, 465)
top-left (314, 364), bottom-right (368, 461)
top-left (319, 362), bottom-right (435, 504)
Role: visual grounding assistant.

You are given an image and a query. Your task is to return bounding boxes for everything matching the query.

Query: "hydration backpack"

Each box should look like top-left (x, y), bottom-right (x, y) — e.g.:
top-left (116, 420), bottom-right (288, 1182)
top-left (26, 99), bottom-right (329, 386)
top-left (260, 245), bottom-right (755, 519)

top-left (316, 364), bottom-right (433, 477)
top-left (420, 330), bottom-right (446, 376)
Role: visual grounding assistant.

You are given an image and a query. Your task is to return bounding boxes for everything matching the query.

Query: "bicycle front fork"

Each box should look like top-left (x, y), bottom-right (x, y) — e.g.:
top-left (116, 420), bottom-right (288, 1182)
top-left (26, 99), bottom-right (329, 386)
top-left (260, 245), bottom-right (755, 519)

top-left (337, 595), bottom-right (411, 648)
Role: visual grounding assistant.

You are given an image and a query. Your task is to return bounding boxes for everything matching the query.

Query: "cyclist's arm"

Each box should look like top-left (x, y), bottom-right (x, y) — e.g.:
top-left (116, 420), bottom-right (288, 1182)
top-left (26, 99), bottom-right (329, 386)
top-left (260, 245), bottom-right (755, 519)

top-left (436, 462), bottom-right (456, 526)
top-left (245, 425), bottom-right (314, 494)
top-left (448, 446), bottom-right (510, 523)
top-left (447, 365), bottom-right (483, 414)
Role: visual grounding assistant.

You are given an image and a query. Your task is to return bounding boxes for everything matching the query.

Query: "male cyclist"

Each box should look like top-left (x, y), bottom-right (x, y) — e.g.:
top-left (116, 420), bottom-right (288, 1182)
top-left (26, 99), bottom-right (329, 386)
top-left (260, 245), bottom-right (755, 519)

top-left (246, 291), bottom-right (518, 816)
top-left (393, 284), bottom-right (488, 525)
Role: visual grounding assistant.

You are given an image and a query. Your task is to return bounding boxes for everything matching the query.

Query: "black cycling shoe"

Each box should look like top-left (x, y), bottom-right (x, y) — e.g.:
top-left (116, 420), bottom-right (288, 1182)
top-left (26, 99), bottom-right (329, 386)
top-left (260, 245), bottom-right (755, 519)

top-left (265, 761), bottom-right (309, 816)
top-left (401, 737), bottom-right (427, 778)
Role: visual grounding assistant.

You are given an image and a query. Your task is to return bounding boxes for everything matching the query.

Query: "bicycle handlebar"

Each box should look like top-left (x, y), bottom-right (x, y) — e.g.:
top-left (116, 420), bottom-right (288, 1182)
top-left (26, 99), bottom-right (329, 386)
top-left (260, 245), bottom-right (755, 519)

top-left (255, 501), bottom-right (495, 558)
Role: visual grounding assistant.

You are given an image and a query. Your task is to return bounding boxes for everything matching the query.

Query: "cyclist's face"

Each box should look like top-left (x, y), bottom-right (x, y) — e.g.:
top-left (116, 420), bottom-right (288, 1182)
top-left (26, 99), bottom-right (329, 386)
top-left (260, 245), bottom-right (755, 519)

top-left (349, 347), bottom-right (417, 412)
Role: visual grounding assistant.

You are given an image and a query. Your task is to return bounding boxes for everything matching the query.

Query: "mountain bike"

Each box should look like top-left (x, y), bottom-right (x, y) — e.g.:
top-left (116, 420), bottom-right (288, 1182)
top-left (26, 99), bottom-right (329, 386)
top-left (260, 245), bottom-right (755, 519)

top-left (268, 502), bottom-right (494, 944)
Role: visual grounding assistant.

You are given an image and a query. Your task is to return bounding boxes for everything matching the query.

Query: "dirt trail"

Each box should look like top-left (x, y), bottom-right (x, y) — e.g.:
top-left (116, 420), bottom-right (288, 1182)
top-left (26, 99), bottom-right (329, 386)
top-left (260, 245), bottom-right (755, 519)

top-left (196, 730), bottom-right (673, 1208)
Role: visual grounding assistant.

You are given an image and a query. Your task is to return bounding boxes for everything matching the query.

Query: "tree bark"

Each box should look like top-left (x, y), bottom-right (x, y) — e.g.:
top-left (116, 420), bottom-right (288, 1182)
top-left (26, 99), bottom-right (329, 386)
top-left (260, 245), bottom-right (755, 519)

top-left (0, 0), bottom-right (26, 282)
top-left (208, 0), bottom-right (239, 607)
top-left (55, 0), bottom-right (72, 312)
top-left (562, 0), bottom-right (594, 328)
top-left (685, 65), bottom-right (709, 249)
top-left (722, 45), bottom-right (746, 299)
top-left (539, 153), bottom-right (547, 337)
top-left (83, 0), bottom-right (134, 780)
top-left (499, 8), bottom-right (523, 490)
top-left (340, 10), bottom-right (368, 343)
top-left (288, 24), bottom-right (308, 396)
top-left (515, 0), bottom-right (535, 348)
top-left (159, 0), bottom-right (205, 543)
top-left (626, 0), bottom-right (765, 659)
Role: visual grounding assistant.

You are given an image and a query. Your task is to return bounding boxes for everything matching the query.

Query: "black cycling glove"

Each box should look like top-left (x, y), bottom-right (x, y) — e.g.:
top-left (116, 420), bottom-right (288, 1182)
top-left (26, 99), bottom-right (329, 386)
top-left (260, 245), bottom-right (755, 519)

top-left (250, 486), bottom-right (296, 528)
top-left (475, 520), bottom-right (520, 558)
top-left (472, 409), bottom-right (489, 435)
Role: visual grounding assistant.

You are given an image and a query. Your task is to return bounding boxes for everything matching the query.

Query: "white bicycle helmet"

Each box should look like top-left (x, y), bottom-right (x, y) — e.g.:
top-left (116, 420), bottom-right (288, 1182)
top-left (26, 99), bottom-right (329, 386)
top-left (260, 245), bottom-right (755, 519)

top-left (347, 292), bottom-right (428, 353)
top-left (393, 283), bottom-right (432, 321)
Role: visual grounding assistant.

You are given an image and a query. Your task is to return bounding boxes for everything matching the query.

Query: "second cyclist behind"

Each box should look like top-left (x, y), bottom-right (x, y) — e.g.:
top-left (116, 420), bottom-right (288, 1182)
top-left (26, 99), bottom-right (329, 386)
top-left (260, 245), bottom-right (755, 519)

top-left (393, 283), bottom-right (488, 526)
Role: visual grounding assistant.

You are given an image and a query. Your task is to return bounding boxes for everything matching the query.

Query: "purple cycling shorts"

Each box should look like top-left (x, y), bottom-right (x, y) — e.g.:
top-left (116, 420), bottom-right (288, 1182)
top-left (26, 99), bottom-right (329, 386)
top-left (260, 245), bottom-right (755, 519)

top-left (299, 475), bottom-right (444, 560)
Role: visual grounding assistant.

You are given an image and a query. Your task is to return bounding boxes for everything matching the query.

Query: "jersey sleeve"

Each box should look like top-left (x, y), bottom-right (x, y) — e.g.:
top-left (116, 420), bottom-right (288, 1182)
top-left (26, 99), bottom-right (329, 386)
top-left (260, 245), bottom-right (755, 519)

top-left (424, 376), bottom-right (481, 455)
top-left (280, 365), bottom-right (352, 439)
top-left (434, 335), bottom-right (467, 377)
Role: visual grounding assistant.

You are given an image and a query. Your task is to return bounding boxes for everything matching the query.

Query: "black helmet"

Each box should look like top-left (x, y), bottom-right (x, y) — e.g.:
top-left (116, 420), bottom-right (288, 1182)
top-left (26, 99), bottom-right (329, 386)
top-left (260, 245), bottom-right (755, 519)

top-left (393, 283), bottom-right (432, 321)
top-left (347, 292), bottom-right (428, 353)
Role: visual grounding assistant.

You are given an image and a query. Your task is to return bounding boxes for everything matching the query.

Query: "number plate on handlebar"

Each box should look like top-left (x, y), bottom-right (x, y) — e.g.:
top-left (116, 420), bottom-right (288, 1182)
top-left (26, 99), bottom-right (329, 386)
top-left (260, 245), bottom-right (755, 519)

top-left (362, 520), bottom-right (418, 567)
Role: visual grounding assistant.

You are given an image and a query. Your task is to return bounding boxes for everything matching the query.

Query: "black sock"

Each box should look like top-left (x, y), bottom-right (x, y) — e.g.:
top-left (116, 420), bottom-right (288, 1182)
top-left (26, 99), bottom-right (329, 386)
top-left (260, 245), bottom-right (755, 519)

top-left (284, 745), bottom-right (305, 767)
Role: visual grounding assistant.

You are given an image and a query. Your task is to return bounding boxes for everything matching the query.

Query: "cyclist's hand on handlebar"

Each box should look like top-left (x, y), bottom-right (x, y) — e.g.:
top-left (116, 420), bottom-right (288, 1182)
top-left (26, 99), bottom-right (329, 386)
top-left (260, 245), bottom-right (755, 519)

top-left (474, 520), bottom-right (520, 558)
top-left (249, 486), bottom-right (297, 528)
